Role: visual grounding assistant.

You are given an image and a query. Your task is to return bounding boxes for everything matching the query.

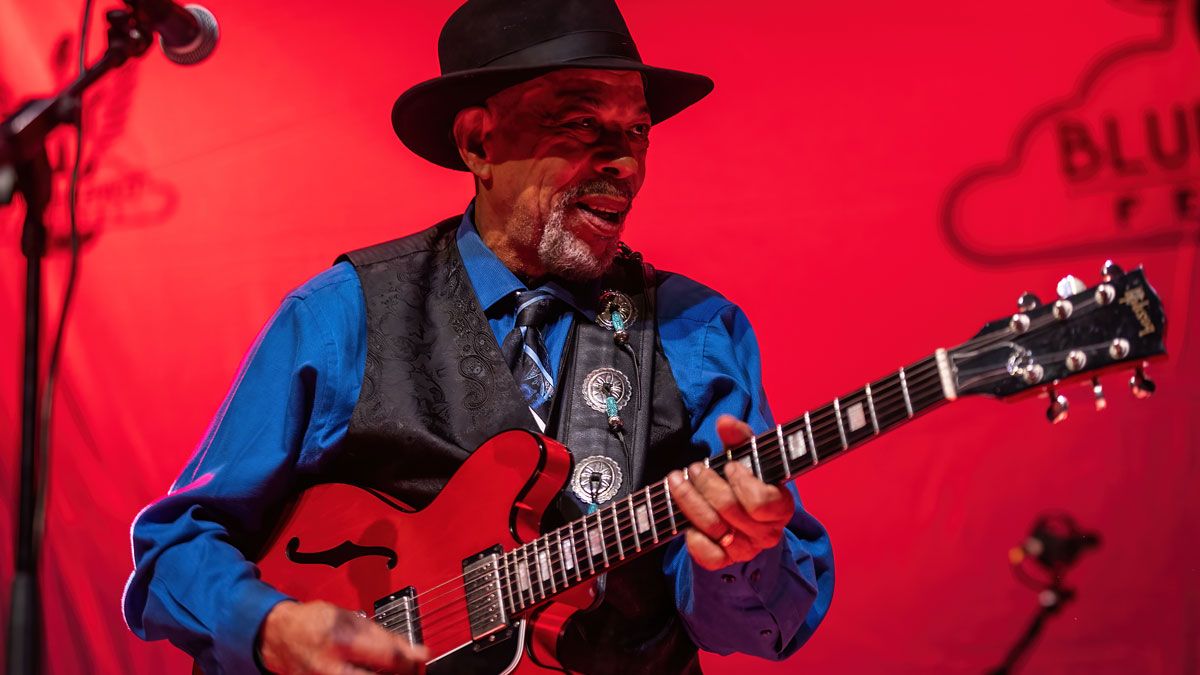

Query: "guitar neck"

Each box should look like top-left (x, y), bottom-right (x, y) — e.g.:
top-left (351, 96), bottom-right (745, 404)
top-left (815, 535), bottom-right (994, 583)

top-left (498, 351), bottom-right (956, 615)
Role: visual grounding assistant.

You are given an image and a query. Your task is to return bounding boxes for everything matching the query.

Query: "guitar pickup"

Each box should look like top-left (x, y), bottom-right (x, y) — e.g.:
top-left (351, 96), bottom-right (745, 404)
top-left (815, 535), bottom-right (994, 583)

top-left (463, 546), bottom-right (508, 642)
top-left (373, 586), bottom-right (422, 647)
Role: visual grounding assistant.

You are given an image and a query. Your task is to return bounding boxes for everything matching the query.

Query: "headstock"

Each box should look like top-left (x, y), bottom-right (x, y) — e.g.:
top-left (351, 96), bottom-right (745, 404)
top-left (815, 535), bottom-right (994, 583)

top-left (949, 261), bottom-right (1167, 422)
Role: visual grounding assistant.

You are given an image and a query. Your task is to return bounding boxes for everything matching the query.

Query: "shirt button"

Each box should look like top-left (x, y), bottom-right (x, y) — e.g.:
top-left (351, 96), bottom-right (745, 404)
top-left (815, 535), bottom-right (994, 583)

top-left (721, 574), bottom-right (736, 584)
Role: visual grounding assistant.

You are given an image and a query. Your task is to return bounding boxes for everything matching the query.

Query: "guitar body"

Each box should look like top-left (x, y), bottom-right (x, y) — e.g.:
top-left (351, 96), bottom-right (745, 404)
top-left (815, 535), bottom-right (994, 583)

top-left (256, 429), bottom-right (594, 674)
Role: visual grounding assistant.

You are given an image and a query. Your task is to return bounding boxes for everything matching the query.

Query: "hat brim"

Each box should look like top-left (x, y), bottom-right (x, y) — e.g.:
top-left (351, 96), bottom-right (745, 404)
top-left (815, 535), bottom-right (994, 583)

top-left (391, 57), bottom-right (714, 170)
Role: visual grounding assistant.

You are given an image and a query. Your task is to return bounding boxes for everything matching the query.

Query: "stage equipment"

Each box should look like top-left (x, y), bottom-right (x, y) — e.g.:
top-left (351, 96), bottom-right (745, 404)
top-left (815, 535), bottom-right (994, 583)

top-left (988, 513), bottom-right (1101, 674)
top-left (203, 266), bottom-right (1162, 673)
top-left (126, 0), bottom-right (219, 65)
top-left (0, 5), bottom-right (217, 673)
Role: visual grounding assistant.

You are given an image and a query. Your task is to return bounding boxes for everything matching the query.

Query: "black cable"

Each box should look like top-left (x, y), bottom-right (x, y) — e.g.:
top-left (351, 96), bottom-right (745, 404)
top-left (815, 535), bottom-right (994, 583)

top-left (33, 0), bottom-right (93, 554)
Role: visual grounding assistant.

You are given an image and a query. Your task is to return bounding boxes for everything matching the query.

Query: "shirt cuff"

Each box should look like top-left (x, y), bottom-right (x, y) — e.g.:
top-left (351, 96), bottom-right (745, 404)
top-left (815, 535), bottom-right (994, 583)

top-left (682, 537), bottom-right (808, 656)
top-left (211, 580), bottom-right (293, 674)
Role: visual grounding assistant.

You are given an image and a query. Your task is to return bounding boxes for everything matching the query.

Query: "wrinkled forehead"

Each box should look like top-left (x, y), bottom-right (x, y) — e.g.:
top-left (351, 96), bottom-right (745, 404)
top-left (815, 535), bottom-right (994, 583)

top-left (488, 69), bottom-right (648, 114)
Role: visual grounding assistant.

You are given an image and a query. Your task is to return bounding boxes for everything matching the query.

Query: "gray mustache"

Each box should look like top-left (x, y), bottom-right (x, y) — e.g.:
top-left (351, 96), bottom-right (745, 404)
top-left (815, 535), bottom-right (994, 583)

top-left (563, 179), bottom-right (633, 203)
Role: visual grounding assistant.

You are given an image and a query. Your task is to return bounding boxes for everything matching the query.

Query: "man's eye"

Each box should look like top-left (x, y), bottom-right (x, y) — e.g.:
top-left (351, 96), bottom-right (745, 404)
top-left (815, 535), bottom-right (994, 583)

top-left (630, 123), bottom-right (651, 137)
top-left (568, 118), bottom-right (598, 130)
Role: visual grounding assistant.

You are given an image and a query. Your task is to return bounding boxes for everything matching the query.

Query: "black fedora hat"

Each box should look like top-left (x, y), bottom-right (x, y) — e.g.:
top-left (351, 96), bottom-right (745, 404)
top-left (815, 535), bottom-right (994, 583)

top-left (392, 0), bottom-right (714, 170)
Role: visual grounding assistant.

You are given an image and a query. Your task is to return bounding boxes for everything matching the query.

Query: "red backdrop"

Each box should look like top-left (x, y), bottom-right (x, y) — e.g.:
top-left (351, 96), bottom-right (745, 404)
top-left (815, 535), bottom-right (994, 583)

top-left (2, 1), bottom-right (1198, 672)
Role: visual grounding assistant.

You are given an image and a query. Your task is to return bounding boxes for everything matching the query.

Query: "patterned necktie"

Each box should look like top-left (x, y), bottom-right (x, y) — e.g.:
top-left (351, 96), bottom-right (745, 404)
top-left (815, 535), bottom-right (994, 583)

top-left (501, 289), bottom-right (559, 429)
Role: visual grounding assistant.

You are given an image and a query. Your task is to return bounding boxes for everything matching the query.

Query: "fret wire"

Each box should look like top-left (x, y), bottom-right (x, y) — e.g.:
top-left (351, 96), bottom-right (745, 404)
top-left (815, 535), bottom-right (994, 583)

top-left (804, 412), bottom-right (819, 465)
top-left (776, 424), bottom-right (791, 479)
top-left (898, 367), bottom-right (914, 417)
top-left (665, 478), bottom-right (677, 533)
top-left (542, 537), bottom-right (557, 594)
top-left (556, 529), bottom-right (570, 586)
top-left (865, 383), bottom-right (880, 434)
top-left (596, 509), bottom-right (610, 567)
top-left (831, 398), bottom-right (849, 450)
top-left (578, 518), bottom-right (593, 576)
top-left (502, 551), bottom-right (516, 615)
top-left (571, 521), bottom-right (584, 581)
top-left (523, 545), bottom-right (535, 607)
top-left (644, 485), bottom-right (659, 543)
top-left (627, 495), bottom-right (641, 552)
top-left (749, 434), bottom-right (762, 479)
top-left (610, 501), bottom-right (625, 559)
top-left (530, 542), bottom-right (545, 600)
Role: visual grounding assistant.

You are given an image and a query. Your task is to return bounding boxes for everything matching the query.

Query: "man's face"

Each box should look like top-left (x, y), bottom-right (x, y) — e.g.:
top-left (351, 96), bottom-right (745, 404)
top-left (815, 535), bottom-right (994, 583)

top-left (473, 69), bottom-right (651, 281)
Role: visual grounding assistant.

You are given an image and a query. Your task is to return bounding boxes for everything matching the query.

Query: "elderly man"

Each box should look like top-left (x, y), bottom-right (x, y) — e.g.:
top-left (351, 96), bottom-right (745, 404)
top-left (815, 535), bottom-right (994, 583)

top-left (123, 1), bottom-right (833, 673)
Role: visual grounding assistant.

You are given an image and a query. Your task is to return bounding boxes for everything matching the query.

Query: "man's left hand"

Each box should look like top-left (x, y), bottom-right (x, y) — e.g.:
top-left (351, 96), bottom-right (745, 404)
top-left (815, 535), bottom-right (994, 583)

top-left (667, 415), bottom-right (795, 571)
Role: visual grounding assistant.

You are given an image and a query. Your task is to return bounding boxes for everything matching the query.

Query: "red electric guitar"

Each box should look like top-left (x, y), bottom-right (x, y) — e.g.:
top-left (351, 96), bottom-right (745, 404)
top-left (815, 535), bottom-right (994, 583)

top-left (250, 263), bottom-right (1165, 674)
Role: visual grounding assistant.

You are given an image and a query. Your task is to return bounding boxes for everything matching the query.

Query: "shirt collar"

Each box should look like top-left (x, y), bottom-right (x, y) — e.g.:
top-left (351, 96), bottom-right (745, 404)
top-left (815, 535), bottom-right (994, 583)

top-left (456, 203), bottom-right (599, 321)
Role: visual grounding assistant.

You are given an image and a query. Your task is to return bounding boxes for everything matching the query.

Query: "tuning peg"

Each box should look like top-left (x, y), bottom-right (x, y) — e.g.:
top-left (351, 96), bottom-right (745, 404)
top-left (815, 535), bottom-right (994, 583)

top-left (1092, 377), bottom-right (1107, 411)
top-left (1101, 260), bottom-right (1124, 281)
top-left (1057, 275), bottom-right (1086, 299)
top-left (1130, 365), bottom-right (1156, 399)
top-left (1017, 292), bottom-right (1041, 312)
top-left (1046, 388), bottom-right (1069, 424)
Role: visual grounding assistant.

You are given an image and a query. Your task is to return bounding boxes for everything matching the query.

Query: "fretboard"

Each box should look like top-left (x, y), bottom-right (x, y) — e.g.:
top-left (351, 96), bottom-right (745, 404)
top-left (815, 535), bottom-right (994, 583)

top-left (496, 352), bottom-right (952, 615)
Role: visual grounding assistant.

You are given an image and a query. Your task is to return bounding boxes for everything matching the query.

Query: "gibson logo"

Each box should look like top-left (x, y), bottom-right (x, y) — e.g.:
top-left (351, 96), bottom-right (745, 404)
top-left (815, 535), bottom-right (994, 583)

top-left (1120, 285), bottom-right (1158, 336)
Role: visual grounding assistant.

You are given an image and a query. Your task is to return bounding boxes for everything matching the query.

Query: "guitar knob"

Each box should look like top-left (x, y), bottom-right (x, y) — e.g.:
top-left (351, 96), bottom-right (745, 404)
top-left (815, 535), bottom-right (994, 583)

top-left (1046, 389), bottom-right (1069, 424)
top-left (1057, 275), bottom-right (1086, 299)
top-left (1130, 365), bottom-right (1156, 399)
top-left (1092, 377), bottom-right (1106, 411)
top-left (1017, 292), bottom-right (1041, 312)
top-left (1101, 260), bottom-right (1124, 281)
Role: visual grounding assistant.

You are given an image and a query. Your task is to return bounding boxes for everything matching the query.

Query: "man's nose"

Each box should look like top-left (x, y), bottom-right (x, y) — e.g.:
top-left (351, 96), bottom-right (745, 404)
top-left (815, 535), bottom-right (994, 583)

top-left (596, 153), bottom-right (639, 180)
top-left (592, 130), bottom-right (640, 180)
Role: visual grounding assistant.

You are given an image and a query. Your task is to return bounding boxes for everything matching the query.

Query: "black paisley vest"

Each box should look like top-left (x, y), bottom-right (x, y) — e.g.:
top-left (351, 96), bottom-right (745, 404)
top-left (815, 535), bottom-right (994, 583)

top-left (333, 218), bottom-right (708, 674)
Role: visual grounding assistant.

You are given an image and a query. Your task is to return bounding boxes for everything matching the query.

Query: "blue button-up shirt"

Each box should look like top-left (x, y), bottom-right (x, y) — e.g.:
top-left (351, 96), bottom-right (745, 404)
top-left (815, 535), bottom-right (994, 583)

top-left (123, 208), bottom-right (834, 673)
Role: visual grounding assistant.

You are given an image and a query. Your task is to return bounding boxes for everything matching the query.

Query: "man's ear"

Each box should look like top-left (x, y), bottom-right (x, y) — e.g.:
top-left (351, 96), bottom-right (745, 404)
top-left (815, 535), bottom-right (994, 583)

top-left (452, 106), bottom-right (492, 182)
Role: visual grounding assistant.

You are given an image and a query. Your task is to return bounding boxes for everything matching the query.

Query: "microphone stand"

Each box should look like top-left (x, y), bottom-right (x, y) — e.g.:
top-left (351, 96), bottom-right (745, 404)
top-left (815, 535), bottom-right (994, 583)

top-left (1, 10), bottom-right (151, 674)
top-left (987, 583), bottom-right (1076, 675)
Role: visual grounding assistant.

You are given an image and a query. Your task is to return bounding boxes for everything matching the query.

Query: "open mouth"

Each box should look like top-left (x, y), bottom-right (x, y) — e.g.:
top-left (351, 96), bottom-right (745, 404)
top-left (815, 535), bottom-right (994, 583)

top-left (572, 193), bottom-right (630, 228)
top-left (576, 202), bottom-right (624, 224)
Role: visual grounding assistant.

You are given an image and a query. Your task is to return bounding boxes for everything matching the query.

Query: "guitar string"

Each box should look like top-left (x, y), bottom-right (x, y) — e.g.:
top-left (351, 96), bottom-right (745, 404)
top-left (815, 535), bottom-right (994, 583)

top-left (373, 297), bottom-right (1120, 643)
top-left (369, 367), bottom-right (950, 634)
top-left (378, 352), bottom-right (949, 624)
top-left (375, 372), bottom-right (952, 644)
top-left (373, 365), bottom-right (946, 630)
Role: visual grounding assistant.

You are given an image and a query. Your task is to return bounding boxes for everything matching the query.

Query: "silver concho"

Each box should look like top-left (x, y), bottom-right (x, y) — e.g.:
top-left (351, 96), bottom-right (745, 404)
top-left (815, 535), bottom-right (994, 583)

top-left (596, 290), bottom-right (637, 330)
top-left (570, 455), bottom-right (623, 505)
top-left (582, 367), bottom-right (631, 413)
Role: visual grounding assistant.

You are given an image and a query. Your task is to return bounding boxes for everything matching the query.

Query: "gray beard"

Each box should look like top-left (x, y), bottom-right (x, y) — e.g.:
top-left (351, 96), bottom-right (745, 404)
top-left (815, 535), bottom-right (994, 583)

top-left (535, 203), bottom-right (621, 282)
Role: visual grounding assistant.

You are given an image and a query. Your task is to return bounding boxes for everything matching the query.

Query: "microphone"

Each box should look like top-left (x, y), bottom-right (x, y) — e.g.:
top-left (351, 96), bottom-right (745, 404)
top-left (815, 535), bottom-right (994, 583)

top-left (1013, 513), bottom-right (1100, 574)
top-left (125, 0), bottom-right (219, 66)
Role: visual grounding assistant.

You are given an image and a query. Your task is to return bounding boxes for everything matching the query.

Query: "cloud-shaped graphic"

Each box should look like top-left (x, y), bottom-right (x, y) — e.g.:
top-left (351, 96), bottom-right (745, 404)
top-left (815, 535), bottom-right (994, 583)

top-left (941, 0), bottom-right (1200, 266)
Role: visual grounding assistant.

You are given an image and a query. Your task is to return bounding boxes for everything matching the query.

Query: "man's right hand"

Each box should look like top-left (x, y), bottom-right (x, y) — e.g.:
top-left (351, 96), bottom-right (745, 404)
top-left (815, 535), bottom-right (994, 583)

top-left (259, 600), bottom-right (428, 674)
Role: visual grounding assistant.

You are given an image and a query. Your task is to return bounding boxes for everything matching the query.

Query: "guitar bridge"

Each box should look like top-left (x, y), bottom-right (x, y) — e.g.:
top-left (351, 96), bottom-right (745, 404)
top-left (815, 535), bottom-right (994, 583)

top-left (463, 546), bottom-right (509, 642)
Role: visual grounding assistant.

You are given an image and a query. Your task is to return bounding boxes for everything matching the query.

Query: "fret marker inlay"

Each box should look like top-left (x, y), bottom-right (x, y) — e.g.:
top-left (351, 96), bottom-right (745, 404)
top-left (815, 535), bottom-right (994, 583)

top-left (786, 432), bottom-right (807, 460)
top-left (846, 402), bottom-right (867, 432)
top-left (634, 503), bottom-right (651, 534)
